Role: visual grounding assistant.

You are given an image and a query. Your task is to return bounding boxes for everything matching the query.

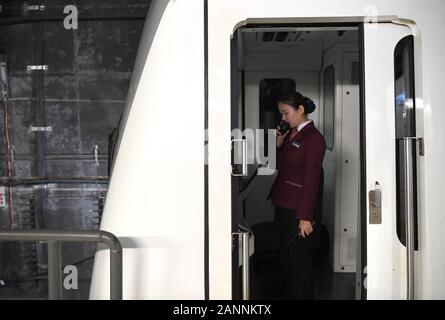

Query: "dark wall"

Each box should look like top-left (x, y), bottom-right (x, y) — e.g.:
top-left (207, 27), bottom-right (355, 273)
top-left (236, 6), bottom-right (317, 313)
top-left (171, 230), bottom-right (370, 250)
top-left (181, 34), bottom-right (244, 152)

top-left (0, 0), bottom-right (150, 299)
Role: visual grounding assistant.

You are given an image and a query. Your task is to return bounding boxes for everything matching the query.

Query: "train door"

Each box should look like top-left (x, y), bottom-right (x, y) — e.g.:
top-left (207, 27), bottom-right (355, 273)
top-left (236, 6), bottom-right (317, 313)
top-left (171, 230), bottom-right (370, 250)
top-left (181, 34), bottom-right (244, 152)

top-left (362, 22), bottom-right (420, 299)
top-left (230, 24), bottom-right (361, 300)
top-left (229, 20), bottom-right (421, 300)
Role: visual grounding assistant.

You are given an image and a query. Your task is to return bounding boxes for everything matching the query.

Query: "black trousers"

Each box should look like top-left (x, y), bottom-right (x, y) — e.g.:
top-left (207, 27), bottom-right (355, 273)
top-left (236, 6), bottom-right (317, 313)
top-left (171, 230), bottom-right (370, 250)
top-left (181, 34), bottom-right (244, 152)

top-left (274, 206), bottom-right (319, 300)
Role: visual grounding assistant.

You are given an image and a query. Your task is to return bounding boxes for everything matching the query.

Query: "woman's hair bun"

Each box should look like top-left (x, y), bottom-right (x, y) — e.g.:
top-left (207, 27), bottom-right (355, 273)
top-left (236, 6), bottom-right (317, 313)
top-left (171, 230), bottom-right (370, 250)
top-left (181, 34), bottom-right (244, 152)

top-left (303, 97), bottom-right (316, 114)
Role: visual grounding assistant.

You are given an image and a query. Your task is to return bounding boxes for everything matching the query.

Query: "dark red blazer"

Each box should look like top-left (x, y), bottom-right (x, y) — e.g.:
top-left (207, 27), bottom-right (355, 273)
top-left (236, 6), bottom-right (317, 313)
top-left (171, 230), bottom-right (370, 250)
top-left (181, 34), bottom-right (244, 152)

top-left (268, 121), bottom-right (326, 221)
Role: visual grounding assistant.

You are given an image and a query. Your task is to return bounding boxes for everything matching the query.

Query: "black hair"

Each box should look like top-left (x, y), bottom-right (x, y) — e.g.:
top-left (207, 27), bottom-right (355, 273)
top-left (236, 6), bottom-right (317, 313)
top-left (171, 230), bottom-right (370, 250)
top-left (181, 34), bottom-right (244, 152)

top-left (278, 91), bottom-right (316, 114)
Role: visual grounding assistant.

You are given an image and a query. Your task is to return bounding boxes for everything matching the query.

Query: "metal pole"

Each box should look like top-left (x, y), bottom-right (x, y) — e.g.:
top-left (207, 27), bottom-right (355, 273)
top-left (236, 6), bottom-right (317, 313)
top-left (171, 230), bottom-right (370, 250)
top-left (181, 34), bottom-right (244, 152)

top-left (47, 240), bottom-right (62, 300)
top-left (403, 138), bottom-right (415, 300)
top-left (241, 232), bottom-right (250, 300)
top-left (99, 232), bottom-right (123, 300)
top-left (109, 249), bottom-right (123, 300)
top-left (231, 139), bottom-right (248, 177)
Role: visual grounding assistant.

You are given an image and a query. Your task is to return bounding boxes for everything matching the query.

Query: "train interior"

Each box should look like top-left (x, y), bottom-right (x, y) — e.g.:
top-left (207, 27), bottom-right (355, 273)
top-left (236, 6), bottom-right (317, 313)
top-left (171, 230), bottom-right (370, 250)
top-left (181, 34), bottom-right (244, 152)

top-left (232, 26), bottom-right (361, 299)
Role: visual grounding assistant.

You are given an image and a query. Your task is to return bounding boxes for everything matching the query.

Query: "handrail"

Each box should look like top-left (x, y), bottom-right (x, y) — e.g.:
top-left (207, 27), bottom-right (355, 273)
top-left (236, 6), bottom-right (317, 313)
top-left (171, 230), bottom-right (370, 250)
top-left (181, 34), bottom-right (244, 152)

top-left (233, 231), bottom-right (250, 300)
top-left (0, 229), bottom-right (122, 300)
top-left (403, 138), bottom-right (416, 300)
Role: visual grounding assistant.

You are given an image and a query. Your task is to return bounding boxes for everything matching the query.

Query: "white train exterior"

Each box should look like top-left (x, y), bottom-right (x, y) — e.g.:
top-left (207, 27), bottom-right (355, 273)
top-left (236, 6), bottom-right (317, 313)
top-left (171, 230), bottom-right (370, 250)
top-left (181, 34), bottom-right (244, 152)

top-left (89, 0), bottom-right (445, 299)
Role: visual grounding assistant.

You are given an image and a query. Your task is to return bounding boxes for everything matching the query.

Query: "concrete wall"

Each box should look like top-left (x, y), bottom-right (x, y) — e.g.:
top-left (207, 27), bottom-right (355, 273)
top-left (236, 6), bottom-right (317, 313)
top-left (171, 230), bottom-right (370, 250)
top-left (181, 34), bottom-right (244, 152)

top-left (0, 0), bottom-right (150, 299)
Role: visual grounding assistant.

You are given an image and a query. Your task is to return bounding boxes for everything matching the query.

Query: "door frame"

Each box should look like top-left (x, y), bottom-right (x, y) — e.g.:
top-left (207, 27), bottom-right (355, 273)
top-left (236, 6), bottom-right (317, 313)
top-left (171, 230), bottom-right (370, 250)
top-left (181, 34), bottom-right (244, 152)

top-left (227, 17), bottom-right (422, 300)
top-left (230, 21), bottom-right (367, 300)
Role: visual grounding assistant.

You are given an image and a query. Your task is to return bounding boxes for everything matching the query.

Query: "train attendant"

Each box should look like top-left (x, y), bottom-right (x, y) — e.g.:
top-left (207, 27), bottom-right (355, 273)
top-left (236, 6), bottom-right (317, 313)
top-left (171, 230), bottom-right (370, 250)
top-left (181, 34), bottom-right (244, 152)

top-left (268, 91), bottom-right (326, 299)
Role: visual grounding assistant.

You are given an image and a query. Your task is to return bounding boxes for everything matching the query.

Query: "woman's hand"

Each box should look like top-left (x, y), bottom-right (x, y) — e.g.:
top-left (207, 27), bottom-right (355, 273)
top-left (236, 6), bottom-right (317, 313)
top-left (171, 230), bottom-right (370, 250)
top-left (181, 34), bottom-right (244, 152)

top-left (276, 127), bottom-right (289, 148)
top-left (299, 219), bottom-right (313, 238)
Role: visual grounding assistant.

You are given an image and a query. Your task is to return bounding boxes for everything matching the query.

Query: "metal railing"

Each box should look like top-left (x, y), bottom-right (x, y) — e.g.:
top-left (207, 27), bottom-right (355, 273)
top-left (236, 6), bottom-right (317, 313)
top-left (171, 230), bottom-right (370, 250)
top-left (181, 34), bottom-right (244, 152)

top-left (0, 229), bottom-right (122, 300)
top-left (233, 231), bottom-right (250, 300)
top-left (403, 138), bottom-right (416, 300)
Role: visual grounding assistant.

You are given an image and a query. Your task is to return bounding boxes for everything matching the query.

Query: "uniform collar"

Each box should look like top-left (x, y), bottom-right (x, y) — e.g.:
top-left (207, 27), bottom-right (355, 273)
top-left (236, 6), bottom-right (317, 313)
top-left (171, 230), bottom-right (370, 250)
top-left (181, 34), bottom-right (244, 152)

top-left (298, 120), bottom-right (313, 132)
top-left (287, 121), bottom-right (315, 143)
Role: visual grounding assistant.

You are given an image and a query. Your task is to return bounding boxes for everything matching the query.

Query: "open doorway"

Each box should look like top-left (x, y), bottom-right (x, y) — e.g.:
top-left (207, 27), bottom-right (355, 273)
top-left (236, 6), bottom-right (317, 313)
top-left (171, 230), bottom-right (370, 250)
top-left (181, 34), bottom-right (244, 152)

top-left (231, 25), bottom-right (361, 300)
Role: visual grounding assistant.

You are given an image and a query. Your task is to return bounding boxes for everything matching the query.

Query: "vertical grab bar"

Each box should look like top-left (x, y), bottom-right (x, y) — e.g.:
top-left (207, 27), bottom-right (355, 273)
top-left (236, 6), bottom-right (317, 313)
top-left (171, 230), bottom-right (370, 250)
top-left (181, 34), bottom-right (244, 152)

top-left (403, 138), bottom-right (415, 300)
top-left (231, 139), bottom-right (247, 177)
top-left (233, 231), bottom-right (250, 300)
top-left (241, 232), bottom-right (250, 300)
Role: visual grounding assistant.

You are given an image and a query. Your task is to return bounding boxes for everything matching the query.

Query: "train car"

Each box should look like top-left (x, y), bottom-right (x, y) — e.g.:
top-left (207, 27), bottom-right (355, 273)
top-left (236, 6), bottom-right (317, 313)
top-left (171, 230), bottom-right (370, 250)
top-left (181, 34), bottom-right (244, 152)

top-left (89, 0), bottom-right (445, 299)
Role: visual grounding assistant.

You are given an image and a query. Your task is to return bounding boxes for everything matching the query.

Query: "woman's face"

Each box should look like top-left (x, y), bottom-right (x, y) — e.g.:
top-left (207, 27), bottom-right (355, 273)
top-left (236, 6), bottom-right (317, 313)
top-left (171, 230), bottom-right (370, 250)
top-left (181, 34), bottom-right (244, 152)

top-left (278, 102), bottom-right (306, 129)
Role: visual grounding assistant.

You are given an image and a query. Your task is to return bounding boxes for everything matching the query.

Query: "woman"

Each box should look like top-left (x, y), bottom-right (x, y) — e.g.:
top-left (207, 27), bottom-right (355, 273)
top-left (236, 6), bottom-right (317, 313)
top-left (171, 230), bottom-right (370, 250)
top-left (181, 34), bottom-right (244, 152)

top-left (269, 91), bottom-right (326, 299)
